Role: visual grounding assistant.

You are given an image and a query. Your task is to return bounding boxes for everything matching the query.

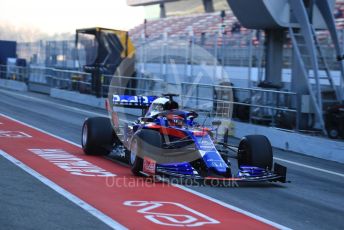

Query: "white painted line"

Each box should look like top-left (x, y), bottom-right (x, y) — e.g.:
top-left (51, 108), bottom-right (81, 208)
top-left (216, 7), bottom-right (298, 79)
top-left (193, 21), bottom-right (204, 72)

top-left (173, 184), bottom-right (291, 230)
top-left (1, 113), bottom-right (82, 147)
top-left (2, 96), bottom-right (344, 227)
top-left (4, 88), bottom-right (344, 171)
top-left (0, 112), bottom-right (291, 229)
top-left (2, 110), bottom-right (344, 179)
top-left (0, 88), bottom-right (134, 125)
top-left (0, 149), bottom-right (127, 230)
top-left (0, 89), bottom-right (132, 124)
top-left (0, 89), bottom-right (107, 117)
top-left (274, 157), bottom-right (344, 178)
top-left (2, 90), bottom-right (344, 177)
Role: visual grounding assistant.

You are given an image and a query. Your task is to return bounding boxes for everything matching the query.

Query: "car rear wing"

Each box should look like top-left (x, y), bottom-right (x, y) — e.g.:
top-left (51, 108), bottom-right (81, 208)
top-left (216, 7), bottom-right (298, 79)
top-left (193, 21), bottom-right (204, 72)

top-left (112, 94), bottom-right (158, 109)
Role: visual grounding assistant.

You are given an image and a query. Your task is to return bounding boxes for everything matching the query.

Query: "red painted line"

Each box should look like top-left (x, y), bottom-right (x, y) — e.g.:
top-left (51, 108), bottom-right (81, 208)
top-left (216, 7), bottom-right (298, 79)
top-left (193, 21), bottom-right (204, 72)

top-left (0, 115), bottom-right (277, 229)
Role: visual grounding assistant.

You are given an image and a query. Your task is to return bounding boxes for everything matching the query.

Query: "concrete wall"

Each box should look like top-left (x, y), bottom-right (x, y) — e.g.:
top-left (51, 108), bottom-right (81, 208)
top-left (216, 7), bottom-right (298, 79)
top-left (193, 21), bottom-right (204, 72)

top-left (50, 88), bottom-right (105, 109)
top-left (49, 88), bottom-right (344, 163)
top-left (232, 121), bottom-right (344, 163)
top-left (0, 79), bottom-right (28, 91)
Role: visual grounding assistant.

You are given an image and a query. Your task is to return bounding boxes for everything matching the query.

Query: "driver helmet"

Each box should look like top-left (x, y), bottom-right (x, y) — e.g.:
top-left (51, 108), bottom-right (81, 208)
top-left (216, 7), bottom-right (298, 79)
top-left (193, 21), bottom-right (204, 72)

top-left (163, 100), bottom-right (179, 110)
top-left (167, 114), bottom-right (184, 127)
top-left (155, 103), bottom-right (164, 112)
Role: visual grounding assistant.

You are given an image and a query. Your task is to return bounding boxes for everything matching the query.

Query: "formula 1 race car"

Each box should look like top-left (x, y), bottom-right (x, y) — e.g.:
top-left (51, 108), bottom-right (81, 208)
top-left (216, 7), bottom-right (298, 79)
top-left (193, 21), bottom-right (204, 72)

top-left (81, 94), bottom-right (287, 184)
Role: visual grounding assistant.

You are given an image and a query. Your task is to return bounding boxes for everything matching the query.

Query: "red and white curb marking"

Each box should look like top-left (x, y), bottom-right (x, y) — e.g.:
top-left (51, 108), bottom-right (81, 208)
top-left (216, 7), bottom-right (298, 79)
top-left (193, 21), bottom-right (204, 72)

top-left (0, 113), bottom-right (290, 229)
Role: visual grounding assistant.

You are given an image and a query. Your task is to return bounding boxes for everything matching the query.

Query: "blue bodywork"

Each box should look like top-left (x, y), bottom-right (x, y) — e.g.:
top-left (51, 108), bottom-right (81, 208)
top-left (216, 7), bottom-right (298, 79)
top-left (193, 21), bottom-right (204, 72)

top-left (129, 109), bottom-right (231, 177)
top-left (157, 131), bottom-right (229, 177)
top-left (114, 94), bottom-right (287, 182)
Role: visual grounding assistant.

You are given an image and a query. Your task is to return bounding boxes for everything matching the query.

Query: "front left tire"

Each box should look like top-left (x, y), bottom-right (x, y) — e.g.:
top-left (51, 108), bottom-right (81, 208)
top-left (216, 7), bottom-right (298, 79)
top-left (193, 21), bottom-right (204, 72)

top-left (237, 135), bottom-right (273, 170)
top-left (129, 129), bottom-right (162, 176)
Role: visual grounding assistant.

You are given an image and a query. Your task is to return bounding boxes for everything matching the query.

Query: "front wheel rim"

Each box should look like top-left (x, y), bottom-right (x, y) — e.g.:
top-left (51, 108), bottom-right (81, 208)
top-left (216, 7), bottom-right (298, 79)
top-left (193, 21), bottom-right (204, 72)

top-left (130, 139), bottom-right (138, 165)
top-left (82, 124), bottom-right (88, 147)
top-left (330, 129), bottom-right (338, 137)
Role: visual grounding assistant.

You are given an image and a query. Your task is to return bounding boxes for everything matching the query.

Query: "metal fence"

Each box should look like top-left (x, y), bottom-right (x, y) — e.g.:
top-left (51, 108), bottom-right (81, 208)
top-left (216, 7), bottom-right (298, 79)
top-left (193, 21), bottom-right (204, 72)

top-left (133, 29), bottom-right (343, 70)
top-left (1, 64), bottom-right (299, 131)
top-left (17, 40), bottom-right (77, 69)
top-left (5, 27), bottom-right (343, 135)
top-left (15, 29), bottom-right (344, 72)
top-left (130, 28), bottom-right (344, 108)
top-left (134, 31), bottom-right (265, 74)
top-left (0, 64), bottom-right (28, 82)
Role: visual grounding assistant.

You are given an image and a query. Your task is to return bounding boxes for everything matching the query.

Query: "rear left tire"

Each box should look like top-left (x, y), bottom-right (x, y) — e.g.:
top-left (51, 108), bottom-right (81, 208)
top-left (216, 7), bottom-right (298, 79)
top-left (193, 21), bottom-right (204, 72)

top-left (81, 117), bottom-right (115, 155)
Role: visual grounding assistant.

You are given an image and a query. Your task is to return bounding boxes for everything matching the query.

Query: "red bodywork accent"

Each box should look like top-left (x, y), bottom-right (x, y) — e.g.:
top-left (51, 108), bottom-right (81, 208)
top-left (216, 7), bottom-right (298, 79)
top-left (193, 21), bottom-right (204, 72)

top-left (145, 124), bottom-right (187, 138)
top-left (143, 157), bottom-right (156, 174)
top-left (193, 131), bottom-right (207, 137)
top-left (111, 112), bottom-right (119, 128)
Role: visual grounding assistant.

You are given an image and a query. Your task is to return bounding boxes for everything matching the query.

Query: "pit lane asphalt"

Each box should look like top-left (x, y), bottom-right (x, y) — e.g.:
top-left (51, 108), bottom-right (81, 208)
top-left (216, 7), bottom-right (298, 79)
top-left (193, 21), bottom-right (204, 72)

top-left (1, 88), bottom-right (344, 230)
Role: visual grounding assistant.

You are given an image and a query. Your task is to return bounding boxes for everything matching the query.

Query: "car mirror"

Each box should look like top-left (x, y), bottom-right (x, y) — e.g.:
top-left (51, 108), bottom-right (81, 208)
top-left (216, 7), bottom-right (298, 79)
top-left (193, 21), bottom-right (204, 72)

top-left (140, 117), bottom-right (154, 123)
top-left (212, 120), bottom-right (222, 126)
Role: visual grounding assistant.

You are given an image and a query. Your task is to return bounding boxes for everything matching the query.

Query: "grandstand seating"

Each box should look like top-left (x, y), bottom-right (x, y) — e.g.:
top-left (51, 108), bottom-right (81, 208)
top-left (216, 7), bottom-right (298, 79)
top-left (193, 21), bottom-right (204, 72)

top-left (129, 11), bottom-right (243, 42)
top-left (129, 1), bottom-right (344, 45)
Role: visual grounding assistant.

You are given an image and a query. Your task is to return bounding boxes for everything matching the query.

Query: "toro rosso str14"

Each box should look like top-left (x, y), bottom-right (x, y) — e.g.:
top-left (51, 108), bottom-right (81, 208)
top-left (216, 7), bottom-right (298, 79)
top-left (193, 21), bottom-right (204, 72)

top-left (81, 94), bottom-right (287, 184)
